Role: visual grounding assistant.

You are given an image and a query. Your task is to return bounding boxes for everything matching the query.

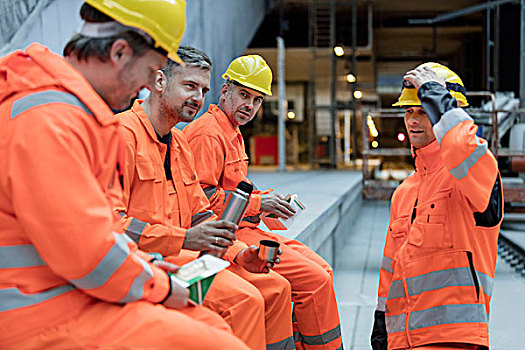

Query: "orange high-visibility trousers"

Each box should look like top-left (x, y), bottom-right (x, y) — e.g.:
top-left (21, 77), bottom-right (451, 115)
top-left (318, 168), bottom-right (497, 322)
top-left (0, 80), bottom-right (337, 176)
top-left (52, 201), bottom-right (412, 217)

top-left (4, 300), bottom-right (248, 349)
top-left (165, 250), bottom-right (293, 350)
top-left (407, 344), bottom-right (486, 350)
top-left (237, 226), bottom-right (342, 350)
top-left (228, 263), bottom-right (294, 349)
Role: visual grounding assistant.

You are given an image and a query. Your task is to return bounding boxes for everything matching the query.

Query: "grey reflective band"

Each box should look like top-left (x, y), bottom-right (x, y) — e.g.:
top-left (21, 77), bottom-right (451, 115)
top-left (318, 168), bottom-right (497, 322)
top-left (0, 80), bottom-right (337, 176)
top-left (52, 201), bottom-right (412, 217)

top-left (203, 186), bottom-right (217, 199)
top-left (449, 136), bottom-right (488, 180)
top-left (387, 280), bottom-right (405, 300)
top-left (70, 232), bottom-right (132, 290)
top-left (191, 211), bottom-right (214, 227)
top-left (407, 267), bottom-right (483, 297)
top-left (381, 256), bottom-right (394, 274)
top-left (125, 218), bottom-right (147, 244)
top-left (11, 90), bottom-right (93, 119)
top-left (408, 303), bottom-right (488, 331)
top-left (295, 324), bottom-right (341, 346)
top-left (377, 297), bottom-right (387, 312)
top-left (386, 312), bottom-right (406, 333)
top-left (477, 270), bottom-right (494, 297)
top-left (433, 108), bottom-right (472, 146)
top-left (0, 284), bottom-right (75, 312)
top-left (267, 336), bottom-right (295, 350)
top-left (119, 257), bottom-right (153, 303)
top-left (0, 245), bottom-right (45, 268)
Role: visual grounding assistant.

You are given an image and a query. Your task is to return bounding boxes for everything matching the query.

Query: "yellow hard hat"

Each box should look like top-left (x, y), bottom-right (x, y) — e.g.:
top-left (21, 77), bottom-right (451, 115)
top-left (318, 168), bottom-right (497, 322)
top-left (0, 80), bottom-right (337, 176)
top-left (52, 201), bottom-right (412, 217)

top-left (84, 0), bottom-right (186, 64)
top-left (222, 55), bottom-right (273, 96)
top-left (393, 62), bottom-right (468, 107)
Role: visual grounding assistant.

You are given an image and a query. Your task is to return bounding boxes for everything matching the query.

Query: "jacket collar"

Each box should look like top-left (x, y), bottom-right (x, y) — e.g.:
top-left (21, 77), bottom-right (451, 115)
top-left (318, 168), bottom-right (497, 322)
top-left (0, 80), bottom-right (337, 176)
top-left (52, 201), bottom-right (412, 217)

top-left (26, 43), bottom-right (116, 126)
top-left (413, 140), bottom-right (443, 175)
top-left (132, 99), bottom-right (182, 161)
top-left (132, 100), bottom-right (159, 144)
top-left (208, 104), bottom-right (243, 143)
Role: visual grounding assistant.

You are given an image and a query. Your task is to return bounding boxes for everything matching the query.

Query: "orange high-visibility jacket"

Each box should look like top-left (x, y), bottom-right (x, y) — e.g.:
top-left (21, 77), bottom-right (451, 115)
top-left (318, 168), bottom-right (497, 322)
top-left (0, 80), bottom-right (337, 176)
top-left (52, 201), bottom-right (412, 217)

top-left (115, 101), bottom-right (246, 261)
top-left (378, 107), bottom-right (502, 348)
top-left (183, 105), bottom-right (263, 219)
top-left (0, 44), bottom-right (170, 346)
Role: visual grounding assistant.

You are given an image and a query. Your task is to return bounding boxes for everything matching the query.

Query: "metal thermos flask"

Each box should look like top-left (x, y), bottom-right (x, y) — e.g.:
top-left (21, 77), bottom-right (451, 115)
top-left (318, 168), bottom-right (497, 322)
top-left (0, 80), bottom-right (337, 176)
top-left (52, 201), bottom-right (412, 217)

top-left (220, 181), bottom-right (254, 225)
top-left (201, 181), bottom-right (253, 258)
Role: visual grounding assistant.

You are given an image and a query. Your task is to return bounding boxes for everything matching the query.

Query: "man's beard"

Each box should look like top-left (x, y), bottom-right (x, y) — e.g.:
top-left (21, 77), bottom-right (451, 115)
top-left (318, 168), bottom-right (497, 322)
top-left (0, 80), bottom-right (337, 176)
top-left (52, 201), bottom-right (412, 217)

top-left (176, 100), bottom-right (200, 122)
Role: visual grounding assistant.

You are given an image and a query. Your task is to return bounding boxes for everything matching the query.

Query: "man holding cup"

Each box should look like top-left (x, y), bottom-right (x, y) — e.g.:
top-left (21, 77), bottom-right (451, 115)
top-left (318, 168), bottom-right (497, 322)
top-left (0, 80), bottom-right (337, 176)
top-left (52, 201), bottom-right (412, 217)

top-left (184, 55), bottom-right (343, 350)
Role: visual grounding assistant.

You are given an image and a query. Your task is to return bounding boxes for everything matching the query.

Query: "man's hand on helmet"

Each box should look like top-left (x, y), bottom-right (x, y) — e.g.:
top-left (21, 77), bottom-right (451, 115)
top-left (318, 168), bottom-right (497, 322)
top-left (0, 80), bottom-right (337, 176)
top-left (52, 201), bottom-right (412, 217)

top-left (404, 65), bottom-right (446, 90)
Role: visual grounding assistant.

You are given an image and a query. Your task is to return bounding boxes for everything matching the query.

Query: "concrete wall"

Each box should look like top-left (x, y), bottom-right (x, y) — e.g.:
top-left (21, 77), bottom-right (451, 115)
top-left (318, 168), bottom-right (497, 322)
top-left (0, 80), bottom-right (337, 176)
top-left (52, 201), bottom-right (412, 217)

top-left (0, 0), bottom-right (274, 111)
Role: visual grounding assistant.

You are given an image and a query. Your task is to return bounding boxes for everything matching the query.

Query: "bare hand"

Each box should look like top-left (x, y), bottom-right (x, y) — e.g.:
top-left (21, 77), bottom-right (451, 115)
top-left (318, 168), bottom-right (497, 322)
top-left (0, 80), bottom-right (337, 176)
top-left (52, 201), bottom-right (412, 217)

top-left (404, 65), bottom-right (446, 90)
top-left (162, 275), bottom-right (190, 310)
top-left (234, 245), bottom-right (281, 273)
top-left (261, 193), bottom-right (296, 219)
top-left (183, 220), bottom-right (237, 254)
top-left (152, 260), bottom-right (180, 274)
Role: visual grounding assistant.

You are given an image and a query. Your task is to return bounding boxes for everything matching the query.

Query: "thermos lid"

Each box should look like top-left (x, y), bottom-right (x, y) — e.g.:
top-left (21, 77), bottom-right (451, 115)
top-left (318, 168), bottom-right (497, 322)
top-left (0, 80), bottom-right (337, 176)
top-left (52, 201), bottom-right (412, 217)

top-left (237, 181), bottom-right (253, 194)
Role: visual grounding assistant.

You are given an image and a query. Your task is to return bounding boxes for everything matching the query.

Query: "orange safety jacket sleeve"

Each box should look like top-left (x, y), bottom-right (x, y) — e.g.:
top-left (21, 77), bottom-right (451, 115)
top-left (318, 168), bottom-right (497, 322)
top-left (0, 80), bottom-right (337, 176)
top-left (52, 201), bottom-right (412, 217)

top-left (114, 127), bottom-right (187, 256)
top-left (187, 133), bottom-right (262, 218)
top-left (420, 82), bottom-right (499, 212)
top-left (8, 105), bottom-right (170, 304)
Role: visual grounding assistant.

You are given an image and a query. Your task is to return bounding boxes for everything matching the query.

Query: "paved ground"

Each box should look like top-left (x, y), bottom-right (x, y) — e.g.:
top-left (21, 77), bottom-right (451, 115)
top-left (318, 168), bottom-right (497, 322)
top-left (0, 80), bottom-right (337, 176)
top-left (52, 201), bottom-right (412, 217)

top-left (334, 200), bottom-right (525, 350)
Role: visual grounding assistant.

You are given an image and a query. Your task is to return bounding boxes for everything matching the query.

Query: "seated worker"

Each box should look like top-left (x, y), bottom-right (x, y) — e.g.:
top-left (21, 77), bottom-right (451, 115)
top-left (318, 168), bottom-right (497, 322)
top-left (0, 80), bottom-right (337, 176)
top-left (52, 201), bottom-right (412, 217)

top-left (0, 1), bottom-right (247, 349)
top-left (115, 46), bottom-right (294, 350)
top-left (184, 55), bottom-right (343, 350)
top-left (371, 63), bottom-right (502, 350)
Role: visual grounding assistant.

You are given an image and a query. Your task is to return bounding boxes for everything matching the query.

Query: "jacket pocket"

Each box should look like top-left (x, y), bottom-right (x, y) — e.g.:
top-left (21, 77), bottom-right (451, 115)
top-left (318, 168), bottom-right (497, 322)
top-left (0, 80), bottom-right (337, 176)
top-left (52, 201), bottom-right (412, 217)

top-left (389, 216), bottom-right (409, 250)
top-left (408, 220), bottom-right (451, 249)
top-left (132, 159), bottom-right (162, 212)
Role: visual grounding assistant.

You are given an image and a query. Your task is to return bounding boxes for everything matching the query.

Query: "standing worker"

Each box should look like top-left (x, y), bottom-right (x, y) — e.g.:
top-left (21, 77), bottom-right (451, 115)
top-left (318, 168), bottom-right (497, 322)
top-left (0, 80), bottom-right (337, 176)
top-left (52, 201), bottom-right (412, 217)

top-left (371, 62), bottom-right (503, 350)
top-left (115, 46), bottom-right (294, 350)
top-left (184, 55), bottom-right (343, 350)
top-left (0, 1), bottom-right (247, 349)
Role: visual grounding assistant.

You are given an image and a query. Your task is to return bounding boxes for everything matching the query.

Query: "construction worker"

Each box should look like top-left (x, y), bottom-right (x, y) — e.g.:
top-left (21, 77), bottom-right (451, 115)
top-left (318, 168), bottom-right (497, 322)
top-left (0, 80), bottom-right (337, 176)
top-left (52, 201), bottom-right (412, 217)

top-left (0, 1), bottom-right (247, 349)
top-left (115, 46), bottom-right (294, 350)
top-left (370, 62), bottom-right (503, 350)
top-left (184, 55), bottom-right (343, 350)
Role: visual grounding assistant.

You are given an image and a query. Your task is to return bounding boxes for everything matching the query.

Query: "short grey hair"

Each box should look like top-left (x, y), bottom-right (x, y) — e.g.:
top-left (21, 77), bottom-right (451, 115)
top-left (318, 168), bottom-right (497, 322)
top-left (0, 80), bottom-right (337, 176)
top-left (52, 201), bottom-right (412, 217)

top-left (160, 46), bottom-right (212, 79)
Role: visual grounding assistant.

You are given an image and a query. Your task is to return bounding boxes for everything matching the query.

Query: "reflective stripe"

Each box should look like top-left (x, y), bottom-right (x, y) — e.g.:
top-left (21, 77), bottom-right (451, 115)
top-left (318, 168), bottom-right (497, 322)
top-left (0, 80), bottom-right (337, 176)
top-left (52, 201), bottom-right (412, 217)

top-left (0, 245), bottom-right (45, 268)
top-left (119, 256), bottom-right (153, 303)
top-left (407, 267), bottom-right (476, 296)
top-left (0, 284), bottom-right (75, 312)
top-left (191, 210), bottom-right (214, 227)
top-left (386, 313), bottom-right (406, 333)
top-left (267, 336), bottom-right (295, 350)
top-left (381, 256), bottom-right (393, 274)
top-left (296, 325), bottom-right (341, 346)
top-left (223, 190), bottom-right (233, 204)
top-left (433, 108), bottom-right (472, 146)
top-left (70, 232), bottom-right (132, 290)
top-left (408, 303), bottom-right (488, 331)
top-left (478, 270), bottom-right (494, 297)
top-left (125, 218), bottom-right (147, 244)
top-left (387, 280), bottom-right (405, 300)
top-left (203, 186), bottom-right (217, 199)
top-left (377, 297), bottom-right (387, 311)
top-left (449, 136), bottom-right (487, 180)
top-left (11, 90), bottom-right (93, 119)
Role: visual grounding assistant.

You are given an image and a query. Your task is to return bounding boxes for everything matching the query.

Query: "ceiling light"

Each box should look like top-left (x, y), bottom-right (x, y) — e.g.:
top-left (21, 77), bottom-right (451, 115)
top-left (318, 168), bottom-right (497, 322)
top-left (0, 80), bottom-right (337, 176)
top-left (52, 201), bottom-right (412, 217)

top-left (334, 46), bottom-right (344, 56)
top-left (346, 74), bottom-right (356, 83)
